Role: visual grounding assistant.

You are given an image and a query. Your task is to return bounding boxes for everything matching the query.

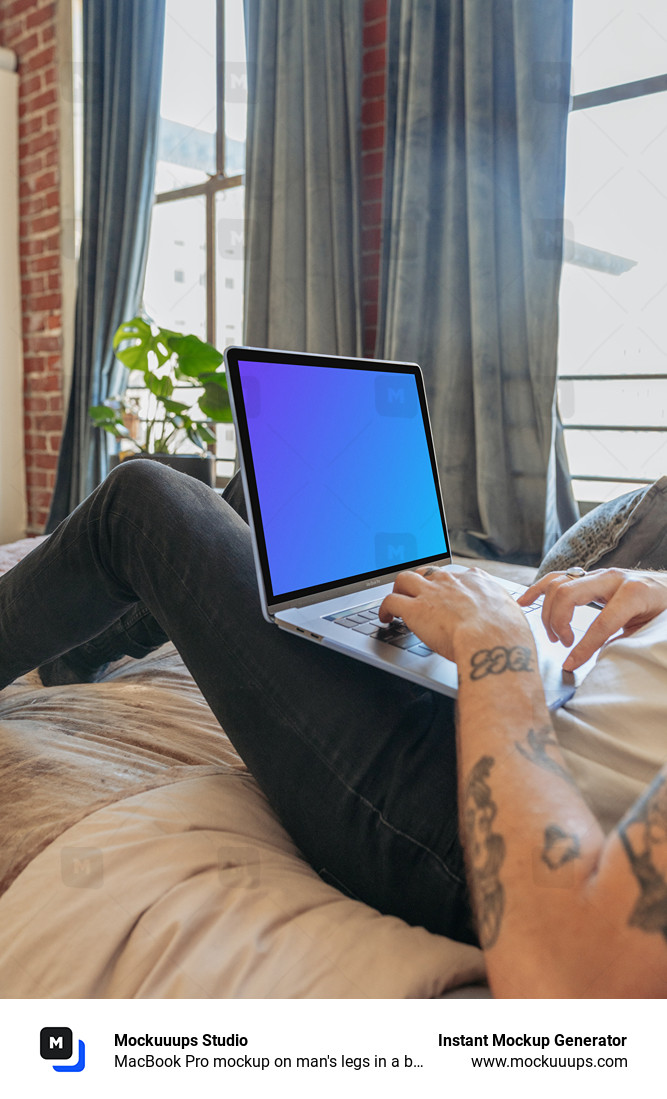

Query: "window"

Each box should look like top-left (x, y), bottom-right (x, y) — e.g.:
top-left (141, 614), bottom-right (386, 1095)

top-left (132, 0), bottom-right (247, 479)
top-left (558, 0), bottom-right (667, 510)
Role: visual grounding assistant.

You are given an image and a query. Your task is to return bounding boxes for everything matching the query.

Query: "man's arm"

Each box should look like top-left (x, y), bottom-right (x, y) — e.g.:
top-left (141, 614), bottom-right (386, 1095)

top-left (380, 567), bottom-right (667, 997)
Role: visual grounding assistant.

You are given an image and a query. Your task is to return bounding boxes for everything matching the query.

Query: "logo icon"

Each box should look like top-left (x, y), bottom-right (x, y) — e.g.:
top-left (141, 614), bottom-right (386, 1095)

top-left (40, 1027), bottom-right (86, 1073)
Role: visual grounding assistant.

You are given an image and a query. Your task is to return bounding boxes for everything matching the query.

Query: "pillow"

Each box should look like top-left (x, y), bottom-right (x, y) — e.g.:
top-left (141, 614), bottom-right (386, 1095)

top-left (0, 773), bottom-right (485, 999)
top-left (537, 476), bottom-right (667, 579)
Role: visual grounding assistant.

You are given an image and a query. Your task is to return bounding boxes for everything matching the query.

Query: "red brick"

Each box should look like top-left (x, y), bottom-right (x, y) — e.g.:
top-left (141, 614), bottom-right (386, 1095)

top-left (30, 165), bottom-right (56, 192)
top-left (31, 293), bottom-right (61, 311)
top-left (25, 433), bottom-right (47, 451)
top-left (32, 413), bottom-right (61, 431)
top-left (23, 356), bottom-right (45, 374)
top-left (19, 153), bottom-right (44, 178)
top-left (24, 396), bottom-right (48, 413)
top-left (39, 20), bottom-right (56, 46)
top-left (25, 44), bottom-right (55, 71)
top-left (19, 114), bottom-right (42, 141)
top-left (21, 194), bottom-right (47, 217)
top-left (35, 450), bottom-right (58, 468)
top-left (362, 174), bottom-right (383, 203)
top-left (362, 73), bottom-right (386, 101)
top-left (362, 149), bottom-right (384, 177)
top-left (26, 469), bottom-right (48, 487)
top-left (364, 0), bottom-right (387, 22)
top-left (26, 334), bottom-right (60, 352)
top-left (15, 32), bottom-right (39, 57)
top-left (26, 5), bottom-right (55, 31)
top-left (362, 226), bottom-right (382, 253)
top-left (362, 46), bottom-right (386, 76)
top-left (21, 276), bottom-right (46, 296)
top-left (28, 373), bottom-right (60, 394)
top-left (32, 253), bottom-right (59, 273)
top-left (362, 199), bottom-right (383, 226)
top-left (24, 135), bottom-right (56, 161)
top-left (20, 73), bottom-right (41, 98)
top-left (363, 301), bottom-right (378, 327)
top-left (363, 18), bottom-right (386, 49)
top-left (24, 86), bottom-right (57, 113)
top-left (362, 98), bottom-right (385, 126)
top-left (31, 211), bottom-right (59, 234)
top-left (363, 266), bottom-right (380, 288)
top-left (361, 123), bottom-right (385, 152)
top-left (4, 0), bottom-right (35, 18)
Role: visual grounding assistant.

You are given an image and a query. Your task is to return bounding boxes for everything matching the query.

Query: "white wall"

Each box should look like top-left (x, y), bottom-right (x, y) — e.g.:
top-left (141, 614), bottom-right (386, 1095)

top-left (0, 50), bottom-right (27, 543)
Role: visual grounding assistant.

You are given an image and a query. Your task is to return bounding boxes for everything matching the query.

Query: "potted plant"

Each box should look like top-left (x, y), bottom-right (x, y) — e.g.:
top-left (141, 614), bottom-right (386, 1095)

top-left (90, 316), bottom-right (233, 486)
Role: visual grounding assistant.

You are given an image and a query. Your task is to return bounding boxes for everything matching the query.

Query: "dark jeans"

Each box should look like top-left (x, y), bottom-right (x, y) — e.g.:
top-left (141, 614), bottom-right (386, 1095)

top-left (0, 460), bottom-right (473, 942)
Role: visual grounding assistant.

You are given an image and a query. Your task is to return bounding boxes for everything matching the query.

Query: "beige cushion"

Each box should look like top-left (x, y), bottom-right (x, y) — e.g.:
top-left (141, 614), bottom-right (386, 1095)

top-left (0, 773), bottom-right (484, 998)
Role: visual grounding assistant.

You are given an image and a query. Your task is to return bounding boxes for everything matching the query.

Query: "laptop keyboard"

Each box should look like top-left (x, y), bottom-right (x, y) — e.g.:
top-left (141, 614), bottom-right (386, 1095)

top-left (327, 588), bottom-right (544, 658)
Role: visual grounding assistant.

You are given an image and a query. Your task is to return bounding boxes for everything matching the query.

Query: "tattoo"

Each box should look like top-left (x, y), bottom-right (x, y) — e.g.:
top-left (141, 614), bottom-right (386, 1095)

top-left (516, 725), bottom-right (577, 789)
top-left (541, 824), bottom-right (581, 870)
top-left (469, 646), bottom-right (534, 680)
top-left (463, 756), bottom-right (506, 949)
top-left (618, 773), bottom-right (667, 941)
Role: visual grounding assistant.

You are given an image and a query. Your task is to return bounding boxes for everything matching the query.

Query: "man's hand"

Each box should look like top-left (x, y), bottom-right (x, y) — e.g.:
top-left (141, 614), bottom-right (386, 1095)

top-left (518, 568), bottom-right (667, 671)
top-left (378, 566), bottom-right (531, 662)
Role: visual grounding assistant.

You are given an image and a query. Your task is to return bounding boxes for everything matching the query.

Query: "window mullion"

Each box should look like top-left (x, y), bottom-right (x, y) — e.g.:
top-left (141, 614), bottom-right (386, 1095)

top-left (216, 0), bottom-right (226, 177)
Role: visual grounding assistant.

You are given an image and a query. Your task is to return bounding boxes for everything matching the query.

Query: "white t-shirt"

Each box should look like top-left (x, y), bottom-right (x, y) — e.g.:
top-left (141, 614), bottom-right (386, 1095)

top-left (552, 608), bottom-right (667, 834)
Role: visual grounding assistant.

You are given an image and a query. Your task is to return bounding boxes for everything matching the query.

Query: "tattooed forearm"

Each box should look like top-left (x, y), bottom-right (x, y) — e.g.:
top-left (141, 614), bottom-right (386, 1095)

top-left (516, 726), bottom-right (577, 789)
top-left (469, 646), bottom-right (534, 680)
top-left (618, 773), bottom-right (667, 941)
top-left (463, 756), bottom-right (506, 949)
top-left (541, 824), bottom-right (581, 870)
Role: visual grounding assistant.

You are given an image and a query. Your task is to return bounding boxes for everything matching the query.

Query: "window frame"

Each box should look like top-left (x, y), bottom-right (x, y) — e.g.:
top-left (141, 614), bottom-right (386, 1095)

top-left (559, 70), bottom-right (667, 506)
top-left (152, 0), bottom-right (245, 349)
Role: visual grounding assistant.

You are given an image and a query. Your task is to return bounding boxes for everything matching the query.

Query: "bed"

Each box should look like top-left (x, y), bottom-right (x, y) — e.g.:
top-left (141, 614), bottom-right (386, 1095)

top-left (0, 537), bottom-right (535, 999)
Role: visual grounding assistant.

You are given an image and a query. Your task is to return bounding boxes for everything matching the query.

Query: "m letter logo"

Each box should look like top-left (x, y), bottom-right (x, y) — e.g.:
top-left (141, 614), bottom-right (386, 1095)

top-left (40, 1027), bottom-right (72, 1060)
top-left (40, 1027), bottom-right (86, 1072)
top-left (375, 376), bottom-right (419, 418)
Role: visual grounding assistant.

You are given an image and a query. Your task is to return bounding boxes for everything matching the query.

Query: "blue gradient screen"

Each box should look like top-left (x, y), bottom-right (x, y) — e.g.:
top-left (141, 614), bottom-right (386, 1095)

top-left (238, 359), bottom-right (448, 598)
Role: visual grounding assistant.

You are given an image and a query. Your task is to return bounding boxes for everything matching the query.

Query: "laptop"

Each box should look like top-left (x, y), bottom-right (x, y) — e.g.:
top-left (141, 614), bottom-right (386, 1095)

top-left (224, 346), bottom-right (599, 711)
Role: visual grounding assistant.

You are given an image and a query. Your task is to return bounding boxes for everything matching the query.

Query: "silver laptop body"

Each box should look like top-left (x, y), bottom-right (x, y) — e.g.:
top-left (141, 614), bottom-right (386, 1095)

top-left (224, 347), bottom-right (598, 711)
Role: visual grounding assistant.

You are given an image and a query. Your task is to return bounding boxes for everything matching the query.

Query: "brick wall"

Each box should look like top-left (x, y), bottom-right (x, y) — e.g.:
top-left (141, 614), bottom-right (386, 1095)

top-left (0, 0), bottom-right (63, 533)
top-left (361, 0), bottom-right (387, 358)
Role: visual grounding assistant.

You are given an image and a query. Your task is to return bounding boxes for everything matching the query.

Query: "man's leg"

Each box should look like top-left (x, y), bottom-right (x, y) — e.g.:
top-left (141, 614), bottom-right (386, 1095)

top-left (0, 460), bottom-right (472, 941)
top-left (38, 470), bottom-right (250, 684)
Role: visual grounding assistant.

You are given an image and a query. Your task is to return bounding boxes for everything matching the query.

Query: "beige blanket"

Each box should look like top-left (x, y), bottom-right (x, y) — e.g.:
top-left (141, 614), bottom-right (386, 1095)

top-left (0, 537), bottom-right (487, 998)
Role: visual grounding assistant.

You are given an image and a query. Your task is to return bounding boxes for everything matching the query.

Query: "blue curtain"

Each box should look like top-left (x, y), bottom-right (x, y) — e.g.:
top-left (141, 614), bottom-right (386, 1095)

top-left (377, 0), bottom-right (578, 563)
top-left (46, 0), bottom-right (165, 530)
top-left (243, 0), bottom-right (363, 355)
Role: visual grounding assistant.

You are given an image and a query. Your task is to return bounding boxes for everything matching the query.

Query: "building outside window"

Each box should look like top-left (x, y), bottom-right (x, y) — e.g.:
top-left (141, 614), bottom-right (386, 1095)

top-left (558, 0), bottom-right (667, 511)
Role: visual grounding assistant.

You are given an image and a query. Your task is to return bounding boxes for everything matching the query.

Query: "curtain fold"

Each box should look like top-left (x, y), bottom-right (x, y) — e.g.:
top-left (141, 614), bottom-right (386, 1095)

top-left (377, 0), bottom-right (578, 563)
top-left (47, 0), bottom-right (165, 531)
top-left (243, 0), bottom-right (363, 355)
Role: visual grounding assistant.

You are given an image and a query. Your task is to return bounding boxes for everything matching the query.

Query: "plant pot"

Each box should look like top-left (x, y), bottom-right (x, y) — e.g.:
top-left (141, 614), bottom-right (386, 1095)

top-left (109, 453), bottom-right (216, 487)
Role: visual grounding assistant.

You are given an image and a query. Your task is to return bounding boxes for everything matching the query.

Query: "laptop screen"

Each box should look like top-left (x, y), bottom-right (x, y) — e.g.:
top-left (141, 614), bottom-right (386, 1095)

top-left (228, 351), bottom-right (449, 604)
